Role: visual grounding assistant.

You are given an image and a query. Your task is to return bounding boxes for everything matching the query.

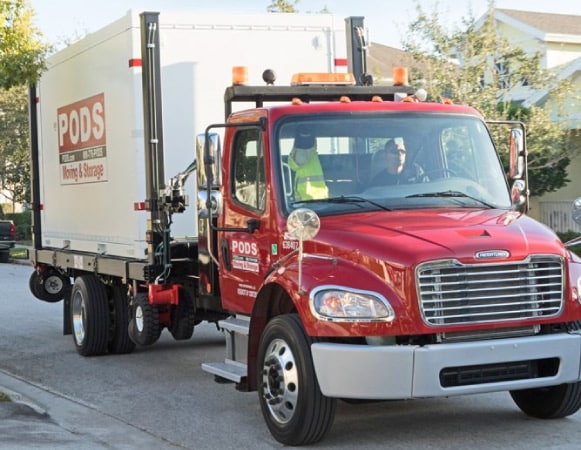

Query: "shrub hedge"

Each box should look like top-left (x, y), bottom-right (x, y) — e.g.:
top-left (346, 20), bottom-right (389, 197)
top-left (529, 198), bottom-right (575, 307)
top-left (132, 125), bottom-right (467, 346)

top-left (557, 230), bottom-right (581, 256)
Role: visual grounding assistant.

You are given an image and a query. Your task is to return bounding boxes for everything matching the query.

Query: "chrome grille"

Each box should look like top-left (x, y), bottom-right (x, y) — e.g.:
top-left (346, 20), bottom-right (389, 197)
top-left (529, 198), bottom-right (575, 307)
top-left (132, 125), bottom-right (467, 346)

top-left (417, 255), bottom-right (564, 326)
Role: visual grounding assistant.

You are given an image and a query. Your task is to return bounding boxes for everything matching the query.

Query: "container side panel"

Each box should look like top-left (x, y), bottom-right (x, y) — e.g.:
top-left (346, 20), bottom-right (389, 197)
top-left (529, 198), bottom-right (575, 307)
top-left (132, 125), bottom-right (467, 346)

top-left (38, 13), bottom-right (148, 258)
top-left (37, 11), bottom-right (348, 253)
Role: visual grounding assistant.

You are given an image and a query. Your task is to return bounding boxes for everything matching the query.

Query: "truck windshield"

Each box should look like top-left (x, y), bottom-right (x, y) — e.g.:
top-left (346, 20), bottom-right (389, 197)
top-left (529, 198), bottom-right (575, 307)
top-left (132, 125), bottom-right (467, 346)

top-left (275, 112), bottom-right (512, 215)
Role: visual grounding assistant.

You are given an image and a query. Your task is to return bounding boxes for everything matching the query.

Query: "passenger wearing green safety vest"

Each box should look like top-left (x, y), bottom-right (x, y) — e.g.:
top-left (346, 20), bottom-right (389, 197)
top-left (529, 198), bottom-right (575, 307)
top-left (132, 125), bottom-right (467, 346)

top-left (288, 130), bottom-right (328, 200)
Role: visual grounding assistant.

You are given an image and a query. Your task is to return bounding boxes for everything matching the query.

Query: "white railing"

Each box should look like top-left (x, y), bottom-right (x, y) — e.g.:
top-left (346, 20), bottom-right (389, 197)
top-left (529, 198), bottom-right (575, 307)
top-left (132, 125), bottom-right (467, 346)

top-left (539, 200), bottom-right (581, 233)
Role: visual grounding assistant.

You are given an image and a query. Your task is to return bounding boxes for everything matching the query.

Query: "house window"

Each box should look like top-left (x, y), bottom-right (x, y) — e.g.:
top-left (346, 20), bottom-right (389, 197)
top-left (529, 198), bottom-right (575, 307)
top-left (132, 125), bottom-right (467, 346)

top-left (479, 61), bottom-right (511, 89)
top-left (496, 61), bottom-right (510, 90)
top-left (231, 128), bottom-right (266, 211)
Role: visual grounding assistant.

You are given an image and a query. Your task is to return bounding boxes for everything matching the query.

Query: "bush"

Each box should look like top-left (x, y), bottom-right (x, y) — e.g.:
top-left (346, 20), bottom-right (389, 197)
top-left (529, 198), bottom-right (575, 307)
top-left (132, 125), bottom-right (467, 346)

top-left (558, 230), bottom-right (581, 256)
top-left (6, 211), bottom-right (31, 241)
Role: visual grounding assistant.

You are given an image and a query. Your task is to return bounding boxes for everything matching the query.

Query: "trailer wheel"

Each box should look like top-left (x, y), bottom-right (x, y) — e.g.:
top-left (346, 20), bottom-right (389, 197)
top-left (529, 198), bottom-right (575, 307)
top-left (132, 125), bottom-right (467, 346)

top-left (71, 275), bottom-right (109, 356)
top-left (169, 288), bottom-right (196, 341)
top-left (107, 285), bottom-right (136, 354)
top-left (510, 382), bottom-right (581, 419)
top-left (257, 314), bottom-right (336, 446)
top-left (29, 270), bottom-right (70, 303)
top-left (128, 293), bottom-right (161, 346)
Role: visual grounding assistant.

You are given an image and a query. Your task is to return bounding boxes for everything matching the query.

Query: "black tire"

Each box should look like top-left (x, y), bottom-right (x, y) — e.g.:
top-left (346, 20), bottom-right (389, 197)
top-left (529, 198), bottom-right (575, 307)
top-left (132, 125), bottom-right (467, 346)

top-left (169, 288), bottom-right (196, 341)
top-left (107, 285), bottom-right (136, 354)
top-left (128, 293), bottom-right (161, 346)
top-left (0, 250), bottom-right (8, 264)
top-left (29, 270), bottom-right (69, 303)
top-left (70, 275), bottom-right (109, 356)
top-left (510, 382), bottom-right (581, 419)
top-left (257, 314), bottom-right (336, 446)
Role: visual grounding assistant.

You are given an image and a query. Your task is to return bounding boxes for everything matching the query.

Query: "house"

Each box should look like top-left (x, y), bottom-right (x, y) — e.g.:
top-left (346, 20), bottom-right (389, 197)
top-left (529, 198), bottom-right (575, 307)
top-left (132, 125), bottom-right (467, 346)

top-left (478, 9), bottom-right (581, 233)
top-left (368, 9), bottom-right (581, 233)
top-left (366, 42), bottom-right (418, 84)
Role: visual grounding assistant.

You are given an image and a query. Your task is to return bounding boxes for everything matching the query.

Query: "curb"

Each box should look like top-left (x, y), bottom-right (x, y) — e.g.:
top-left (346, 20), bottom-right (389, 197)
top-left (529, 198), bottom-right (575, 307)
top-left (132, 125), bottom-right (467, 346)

top-left (0, 383), bottom-right (48, 417)
top-left (0, 369), bottom-right (181, 449)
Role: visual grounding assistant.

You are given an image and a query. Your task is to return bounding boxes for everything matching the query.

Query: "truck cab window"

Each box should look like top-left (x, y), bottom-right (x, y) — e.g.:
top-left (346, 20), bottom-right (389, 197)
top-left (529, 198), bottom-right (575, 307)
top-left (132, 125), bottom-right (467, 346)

top-left (276, 114), bottom-right (511, 214)
top-left (231, 128), bottom-right (266, 211)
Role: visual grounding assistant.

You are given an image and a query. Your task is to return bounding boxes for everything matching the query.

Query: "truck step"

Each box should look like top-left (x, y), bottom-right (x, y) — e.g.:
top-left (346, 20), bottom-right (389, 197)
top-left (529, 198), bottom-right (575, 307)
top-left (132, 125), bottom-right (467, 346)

top-left (218, 316), bottom-right (250, 335)
top-left (202, 360), bottom-right (247, 383)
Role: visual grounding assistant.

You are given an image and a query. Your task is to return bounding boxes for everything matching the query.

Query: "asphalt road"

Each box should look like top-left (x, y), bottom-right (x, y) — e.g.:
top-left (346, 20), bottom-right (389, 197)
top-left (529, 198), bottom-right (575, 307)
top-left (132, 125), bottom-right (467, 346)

top-left (2, 262), bottom-right (581, 449)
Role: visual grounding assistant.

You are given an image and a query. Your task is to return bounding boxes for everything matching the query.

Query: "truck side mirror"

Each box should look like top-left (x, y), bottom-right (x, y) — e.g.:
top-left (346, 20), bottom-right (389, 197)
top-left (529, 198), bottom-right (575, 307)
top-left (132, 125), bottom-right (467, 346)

top-left (287, 208), bottom-right (321, 293)
top-left (509, 128), bottom-right (525, 180)
top-left (196, 132), bottom-right (222, 189)
top-left (287, 208), bottom-right (320, 241)
top-left (510, 180), bottom-right (527, 210)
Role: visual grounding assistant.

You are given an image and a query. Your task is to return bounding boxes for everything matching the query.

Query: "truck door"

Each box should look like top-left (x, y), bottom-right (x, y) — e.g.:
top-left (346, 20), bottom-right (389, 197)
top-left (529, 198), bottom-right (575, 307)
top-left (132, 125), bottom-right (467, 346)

top-left (219, 126), bottom-right (272, 314)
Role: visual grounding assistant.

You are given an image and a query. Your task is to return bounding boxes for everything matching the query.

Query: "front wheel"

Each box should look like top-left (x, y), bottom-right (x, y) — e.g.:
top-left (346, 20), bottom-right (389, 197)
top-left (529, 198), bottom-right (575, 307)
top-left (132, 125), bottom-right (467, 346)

top-left (510, 382), bottom-right (581, 418)
top-left (257, 314), bottom-right (336, 446)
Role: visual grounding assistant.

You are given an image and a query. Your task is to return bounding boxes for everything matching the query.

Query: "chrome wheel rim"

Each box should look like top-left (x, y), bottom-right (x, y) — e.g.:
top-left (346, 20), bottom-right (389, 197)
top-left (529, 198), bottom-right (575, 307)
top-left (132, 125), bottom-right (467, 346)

top-left (72, 290), bottom-right (86, 344)
top-left (44, 275), bottom-right (63, 295)
top-left (135, 304), bottom-right (144, 333)
top-left (261, 338), bottom-right (299, 424)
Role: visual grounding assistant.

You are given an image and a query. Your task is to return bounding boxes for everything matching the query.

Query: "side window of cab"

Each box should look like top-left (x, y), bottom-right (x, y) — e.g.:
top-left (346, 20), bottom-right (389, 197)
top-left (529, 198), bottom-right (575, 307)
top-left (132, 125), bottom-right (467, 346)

top-left (441, 126), bottom-right (476, 179)
top-left (231, 128), bottom-right (266, 211)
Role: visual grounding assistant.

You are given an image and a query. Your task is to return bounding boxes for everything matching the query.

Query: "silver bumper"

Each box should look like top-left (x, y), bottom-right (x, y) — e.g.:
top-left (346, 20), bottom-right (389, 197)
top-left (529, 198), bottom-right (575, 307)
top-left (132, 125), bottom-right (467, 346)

top-left (311, 333), bottom-right (581, 399)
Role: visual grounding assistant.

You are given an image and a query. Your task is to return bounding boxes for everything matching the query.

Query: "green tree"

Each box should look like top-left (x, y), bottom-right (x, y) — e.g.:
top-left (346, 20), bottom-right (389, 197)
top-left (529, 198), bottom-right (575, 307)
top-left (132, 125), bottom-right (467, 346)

top-left (0, 1), bottom-right (48, 214)
top-left (401, 0), bottom-right (576, 196)
top-left (0, 0), bottom-right (49, 89)
top-left (267, 0), bottom-right (299, 13)
top-left (0, 85), bottom-right (30, 209)
top-left (266, 1), bottom-right (331, 15)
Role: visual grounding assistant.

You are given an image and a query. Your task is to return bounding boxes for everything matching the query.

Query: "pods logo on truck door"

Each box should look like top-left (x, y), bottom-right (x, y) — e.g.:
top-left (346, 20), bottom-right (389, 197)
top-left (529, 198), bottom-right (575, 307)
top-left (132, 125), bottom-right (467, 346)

top-left (58, 93), bottom-right (108, 185)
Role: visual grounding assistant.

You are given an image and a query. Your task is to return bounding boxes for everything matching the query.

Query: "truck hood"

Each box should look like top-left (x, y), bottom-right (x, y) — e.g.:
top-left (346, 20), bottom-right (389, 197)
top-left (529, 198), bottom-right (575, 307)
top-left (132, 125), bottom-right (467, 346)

top-left (316, 208), bottom-right (565, 266)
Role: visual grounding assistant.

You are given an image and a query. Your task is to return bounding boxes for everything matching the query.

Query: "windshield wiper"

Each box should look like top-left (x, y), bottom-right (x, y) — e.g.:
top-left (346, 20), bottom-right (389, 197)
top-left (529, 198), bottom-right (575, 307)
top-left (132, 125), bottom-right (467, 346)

top-left (406, 190), bottom-right (494, 208)
top-left (292, 195), bottom-right (391, 211)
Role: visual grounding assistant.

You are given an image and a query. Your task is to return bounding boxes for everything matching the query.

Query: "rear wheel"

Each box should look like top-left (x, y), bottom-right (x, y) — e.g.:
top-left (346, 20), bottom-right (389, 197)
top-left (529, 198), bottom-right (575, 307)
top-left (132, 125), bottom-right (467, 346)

top-left (169, 288), bottom-right (196, 341)
top-left (128, 293), bottom-right (161, 346)
top-left (257, 314), bottom-right (336, 446)
top-left (510, 382), bottom-right (581, 418)
top-left (71, 275), bottom-right (109, 356)
top-left (107, 285), bottom-right (136, 354)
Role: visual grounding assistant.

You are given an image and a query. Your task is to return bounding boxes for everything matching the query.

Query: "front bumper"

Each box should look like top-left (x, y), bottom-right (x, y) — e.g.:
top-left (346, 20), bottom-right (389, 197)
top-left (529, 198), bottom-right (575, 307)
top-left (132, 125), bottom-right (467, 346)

top-left (311, 333), bottom-right (581, 399)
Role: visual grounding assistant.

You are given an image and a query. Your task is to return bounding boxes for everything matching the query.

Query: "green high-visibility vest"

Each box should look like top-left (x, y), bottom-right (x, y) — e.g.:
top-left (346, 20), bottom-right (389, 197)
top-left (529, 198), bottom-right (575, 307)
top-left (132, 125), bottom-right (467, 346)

top-left (288, 148), bottom-right (328, 200)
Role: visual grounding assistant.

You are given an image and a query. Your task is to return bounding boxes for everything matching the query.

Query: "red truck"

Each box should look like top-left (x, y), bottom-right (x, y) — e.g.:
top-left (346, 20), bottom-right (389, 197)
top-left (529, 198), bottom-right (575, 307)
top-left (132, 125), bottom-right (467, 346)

top-left (0, 218), bottom-right (16, 263)
top-left (29, 11), bottom-right (581, 446)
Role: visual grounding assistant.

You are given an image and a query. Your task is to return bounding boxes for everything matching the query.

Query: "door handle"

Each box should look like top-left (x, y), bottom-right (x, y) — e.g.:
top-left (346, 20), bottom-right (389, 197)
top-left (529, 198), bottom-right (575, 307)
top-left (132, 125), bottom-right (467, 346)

top-left (221, 238), bottom-right (231, 271)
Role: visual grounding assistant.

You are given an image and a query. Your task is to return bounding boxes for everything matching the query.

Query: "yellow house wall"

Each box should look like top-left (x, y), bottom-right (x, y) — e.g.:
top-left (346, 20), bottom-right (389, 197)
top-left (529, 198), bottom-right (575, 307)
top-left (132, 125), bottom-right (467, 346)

top-left (546, 42), bottom-right (581, 68)
top-left (495, 15), bottom-right (581, 232)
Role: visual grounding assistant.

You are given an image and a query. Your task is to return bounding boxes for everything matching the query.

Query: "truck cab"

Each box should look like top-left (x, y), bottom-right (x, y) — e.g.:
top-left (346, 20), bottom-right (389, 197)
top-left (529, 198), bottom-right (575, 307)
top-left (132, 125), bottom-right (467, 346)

top-left (200, 79), bottom-right (581, 445)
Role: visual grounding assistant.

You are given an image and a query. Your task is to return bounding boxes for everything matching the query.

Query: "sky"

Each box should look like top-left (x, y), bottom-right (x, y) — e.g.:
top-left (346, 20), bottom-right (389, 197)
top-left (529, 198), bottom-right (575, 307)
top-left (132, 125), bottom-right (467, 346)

top-left (29, 0), bottom-right (580, 49)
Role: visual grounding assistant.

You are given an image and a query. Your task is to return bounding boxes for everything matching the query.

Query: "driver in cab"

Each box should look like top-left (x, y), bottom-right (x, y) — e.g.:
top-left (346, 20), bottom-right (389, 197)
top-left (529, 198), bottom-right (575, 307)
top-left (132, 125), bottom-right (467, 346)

top-left (369, 137), bottom-right (426, 187)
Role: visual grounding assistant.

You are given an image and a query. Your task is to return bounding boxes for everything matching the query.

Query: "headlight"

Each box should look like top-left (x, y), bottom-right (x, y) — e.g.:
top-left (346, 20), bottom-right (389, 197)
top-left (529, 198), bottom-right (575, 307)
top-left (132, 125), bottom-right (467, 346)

top-left (310, 286), bottom-right (395, 322)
